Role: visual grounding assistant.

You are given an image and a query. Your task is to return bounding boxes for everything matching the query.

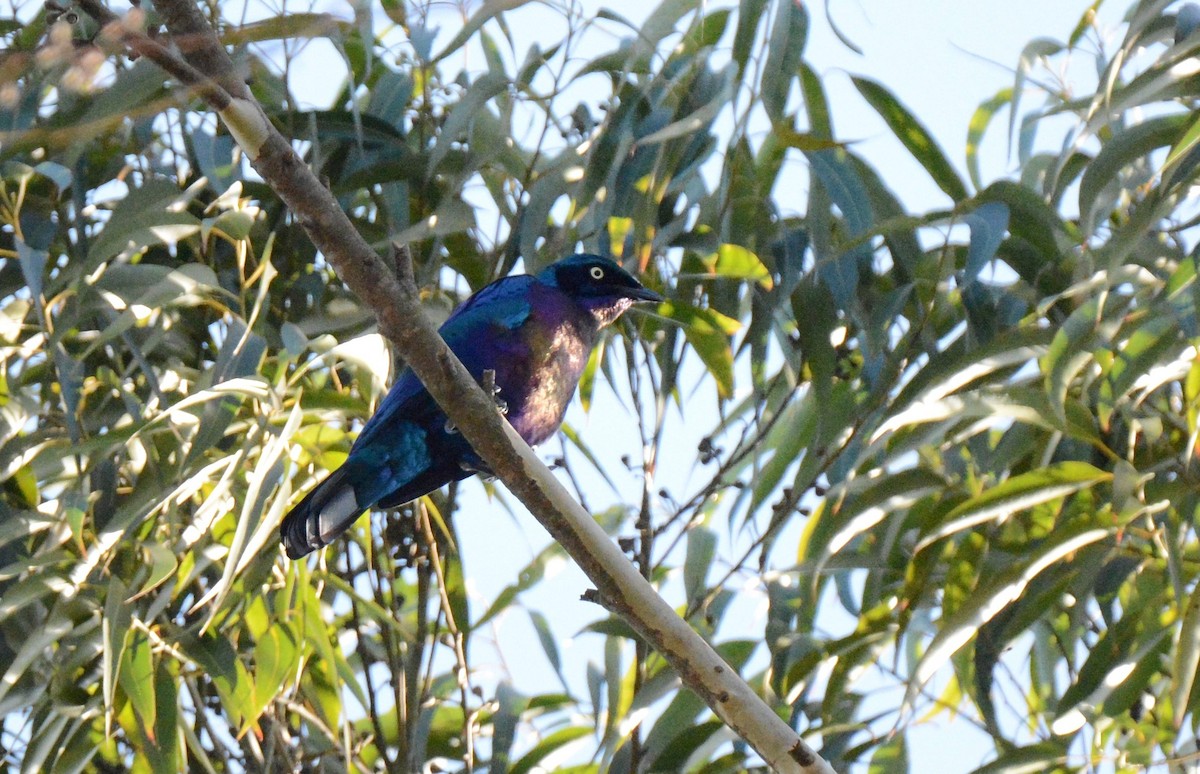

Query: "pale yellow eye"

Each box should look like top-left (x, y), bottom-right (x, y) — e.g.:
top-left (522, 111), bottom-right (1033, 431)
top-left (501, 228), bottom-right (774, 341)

top-left (589, 266), bottom-right (604, 280)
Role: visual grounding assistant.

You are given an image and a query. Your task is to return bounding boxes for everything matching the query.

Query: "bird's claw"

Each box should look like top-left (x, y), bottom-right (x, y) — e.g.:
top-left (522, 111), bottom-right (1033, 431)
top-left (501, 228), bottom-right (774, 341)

top-left (444, 384), bottom-right (505, 434)
top-left (460, 456), bottom-right (495, 480)
top-left (487, 381), bottom-right (508, 415)
top-left (481, 370), bottom-right (508, 415)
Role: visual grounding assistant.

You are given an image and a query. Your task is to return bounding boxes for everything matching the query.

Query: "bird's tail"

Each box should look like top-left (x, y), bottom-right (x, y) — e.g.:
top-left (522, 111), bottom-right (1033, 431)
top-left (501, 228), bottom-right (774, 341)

top-left (280, 466), bottom-right (365, 559)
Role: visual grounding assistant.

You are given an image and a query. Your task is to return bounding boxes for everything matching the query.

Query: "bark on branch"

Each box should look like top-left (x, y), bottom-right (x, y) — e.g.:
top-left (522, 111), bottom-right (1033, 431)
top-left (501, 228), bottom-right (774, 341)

top-left (80, 2), bottom-right (836, 771)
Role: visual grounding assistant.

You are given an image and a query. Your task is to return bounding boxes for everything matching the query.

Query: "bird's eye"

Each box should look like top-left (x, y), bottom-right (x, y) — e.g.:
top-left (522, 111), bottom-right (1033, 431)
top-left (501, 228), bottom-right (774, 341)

top-left (589, 266), bottom-right (605, 280)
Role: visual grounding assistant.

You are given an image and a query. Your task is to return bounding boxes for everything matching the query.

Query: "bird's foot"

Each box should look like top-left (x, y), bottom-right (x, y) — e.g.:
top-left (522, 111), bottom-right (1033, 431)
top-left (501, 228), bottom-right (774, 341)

top-left (487, 382), bottom-right (508, 416)
top-left (460, 454), bottom-right (495, 480)
top-left (481, 369), bottom-right (508, 415)
top-left (444, 384), bottom-right (506, 435)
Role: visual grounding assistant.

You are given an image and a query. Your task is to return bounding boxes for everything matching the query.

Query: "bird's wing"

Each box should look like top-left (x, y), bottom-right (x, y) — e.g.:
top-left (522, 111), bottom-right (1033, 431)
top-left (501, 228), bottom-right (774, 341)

top-left (353, 275), bottom-right (535, 449)
top-left (438, 274), bottom-right (535, 362)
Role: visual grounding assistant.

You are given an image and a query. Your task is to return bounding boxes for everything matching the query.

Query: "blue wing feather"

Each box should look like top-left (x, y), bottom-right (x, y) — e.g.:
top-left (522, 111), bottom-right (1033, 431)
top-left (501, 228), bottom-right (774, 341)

top-left (354, 275), bottom-right (533, 449)
top-left (281, 276), bottom-right (536, 558)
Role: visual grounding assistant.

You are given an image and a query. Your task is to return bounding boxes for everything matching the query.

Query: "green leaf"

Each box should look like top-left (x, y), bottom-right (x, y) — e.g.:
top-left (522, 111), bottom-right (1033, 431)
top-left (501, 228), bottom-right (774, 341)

top-left (1085, 46), bottom-right (1200, 141)
top-left (771, 122), bottom-right (843, 152)
top-left (745, 385), bottom-right (822, 520)
top-left (683, 8), bottom-right (732, 52)
top-left (1055, 607), bottom-right (1169, 728)
top-left (0, 574), bottom-right (58, 625)
top-left (1098, 632), bottom-right (1171, 719)
top-left (102, 575), bottom-right (131, 730)
top-left (962, 201), bottom-right (1010, 283)
top-left (178, 633), bottom-right (256, 731)
top-left (295, 110), bottom-right (405, 147)
top-left (629, 0), bottom-right (709, 59)
top-left (73, 59), bottom-right (170, 143)
top-left (647, 720), bottom-right (723, 772)
top-left (489, 683), bottom-right (528, 773)
top-left (906, 524), bottom-right (1111, 712)
top-left (392, 197), bottom-right (478, 244)
top-left (853, 76), bottom-right (968, 201)
top-left (203, 209), bottom-right (255, 242)
top-left (33, 160), bottom-right (72, 191)
top-left (427, 72), bottom-right (508, 174)
top-left (806, 149), bottom-right (872, 234)
top-left (1079, 113), bottom-right (1189, 234)
top-left (798, 62), bottom-right (832, 139)
top-left (0, 611), bottom-right (72, 709)
top-left (131, 544), bottom-right (179, 601)
top-left (731, 0), bottom-right (769, 78)
top-left (528, 610), bottom-right (564, 685)
top-left (683, 527), bottom-right (716, 602)
top-left (244, 626), bottom-right (299, 735)
top-left (705, 243), bottom-right (774, 288)
top-left (915, 462), bottom-right (1111, 551)
top-left (868, 732), bottom-right (908, 773)
top-left (194, 399), bottom-right (303, 624)
top-left (89, 178), bottom-right (202, 265)
top-left (146, 661), bottom-right (180, 773)
top-left (1041, 296), bottom-right (1102, 421)
top-left (432, 0), bottom-right (532, 63)
top-left (509, 726), bottom-right (593, 774)
top-left (1009, 38), bottom-right (1064, 152)
top-left (1069, 0), bottom-right (1104, 47)
top-left (882, 325), bottom-right (1053, 425)
top-left (118, 631), bottom-right (157, 742)
top-left (559, 421), bottom-right (621, 496)
top-left (658, 302), bottom-right (740, 398)
top-left (221, 12), bottom-right (344, 46)
top-left (367, 68), bottom-right (415, 128)
top-left (1099, 315), bottom-right (1181, 411)
top-left (970, 742), bottom-right (1068, 773)
top-left (475, 541), bottom-right (567, 630)
top-left (1172, 580), bottom-right (1200, 727)
top-left (806, 147), bottom-right (873, 310)
top-left (15, 238), bottom-right (47, 300)
top-left (637, 65), bottom-right (735, 146)
top-left (760, 0), bottom-right (808, 122)
top-left (978, 180), bottom-right (1069, 284)
top-left (810, 467), bottom-right (948, 574)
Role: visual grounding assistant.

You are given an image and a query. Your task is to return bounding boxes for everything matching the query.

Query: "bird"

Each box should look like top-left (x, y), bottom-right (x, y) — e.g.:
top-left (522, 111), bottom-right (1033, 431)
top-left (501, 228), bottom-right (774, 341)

top-left (280, 253), bottom-right (663, 559)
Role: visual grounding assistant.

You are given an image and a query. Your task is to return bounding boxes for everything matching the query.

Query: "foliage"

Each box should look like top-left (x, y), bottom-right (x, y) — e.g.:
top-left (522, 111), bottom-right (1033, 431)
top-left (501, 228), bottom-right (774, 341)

top-left (4, 0), bottom-right (1200, 771)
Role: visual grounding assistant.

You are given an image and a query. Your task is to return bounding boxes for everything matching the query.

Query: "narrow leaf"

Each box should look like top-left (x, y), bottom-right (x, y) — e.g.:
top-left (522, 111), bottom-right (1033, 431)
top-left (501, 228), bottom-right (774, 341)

top-left (1173, 580), bottom-right (1200, 728)
top-left (707, 243), bottom-right (774, 288)
top-left (906, 526), bottom-right (1110, 712)
top-left (432, 0), bottom-right (532, 62)
top-left (853, 76), bottom-right (968, 201)
top-left (916, 462), bottom-right (1111, 552)
top-left (102, 576), bottom-right (131, 735)
top-left (962, 201), bottom-right (1010, 283)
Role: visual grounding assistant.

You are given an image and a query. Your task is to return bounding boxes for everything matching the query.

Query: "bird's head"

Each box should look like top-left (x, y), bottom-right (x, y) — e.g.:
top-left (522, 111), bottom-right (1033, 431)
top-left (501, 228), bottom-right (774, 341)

top-left (538, 254), bottom-right (663, 328)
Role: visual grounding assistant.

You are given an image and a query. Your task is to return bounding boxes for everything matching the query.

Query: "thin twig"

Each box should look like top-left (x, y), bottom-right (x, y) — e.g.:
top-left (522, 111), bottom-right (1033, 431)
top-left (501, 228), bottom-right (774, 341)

top-left (76, 0), bottom-right (233, 109)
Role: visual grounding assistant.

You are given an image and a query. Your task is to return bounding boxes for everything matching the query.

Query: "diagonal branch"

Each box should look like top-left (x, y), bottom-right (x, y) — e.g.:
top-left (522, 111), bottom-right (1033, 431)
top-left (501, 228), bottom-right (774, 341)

top-left (79, 1), bottom-right (836, 771)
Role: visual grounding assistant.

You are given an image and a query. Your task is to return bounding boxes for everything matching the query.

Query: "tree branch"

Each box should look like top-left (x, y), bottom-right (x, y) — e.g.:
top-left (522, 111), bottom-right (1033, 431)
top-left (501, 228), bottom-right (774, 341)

top-left (87, 1), bottom-right (835, 770)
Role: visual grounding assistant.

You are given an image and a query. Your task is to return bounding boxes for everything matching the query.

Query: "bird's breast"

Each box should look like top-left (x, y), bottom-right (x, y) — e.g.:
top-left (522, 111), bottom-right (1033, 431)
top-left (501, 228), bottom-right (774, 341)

top-left (504, 312), bottom-right (594, 446)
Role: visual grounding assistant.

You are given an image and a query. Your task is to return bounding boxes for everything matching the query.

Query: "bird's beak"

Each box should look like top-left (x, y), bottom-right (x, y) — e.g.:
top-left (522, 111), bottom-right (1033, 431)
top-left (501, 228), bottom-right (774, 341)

top-left (626, 285), bottom-right (664, 303)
